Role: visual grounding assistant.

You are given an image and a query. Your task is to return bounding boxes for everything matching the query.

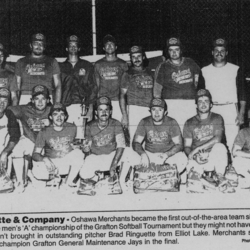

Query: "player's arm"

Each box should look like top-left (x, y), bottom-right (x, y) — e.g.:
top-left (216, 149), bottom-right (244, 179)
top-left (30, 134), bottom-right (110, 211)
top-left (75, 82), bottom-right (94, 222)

top-left (10, 91), bottom-right (18, 106)
top-left (119, 88), bottom-right (128, 127)
top-left (161, 135), bottom-right (183, 161)
top-left (109, 133), bottom-right (125, 178)
top-left (153, 64), bottom-right (163, 98)
top-left (184, 138), bottom-right (193, 157)
top-left (236, 67), bottom-right (246, 125)
top-left (16, 75), bottom-right (21, 104)
top-left (0, 110), bottom-right (21, 168)
top-left (232, 144), bottom-right (250, 159)
top-left (53, 73), bottom-right (62, 103)
top-left (93, 64), bottom-right (101, 97)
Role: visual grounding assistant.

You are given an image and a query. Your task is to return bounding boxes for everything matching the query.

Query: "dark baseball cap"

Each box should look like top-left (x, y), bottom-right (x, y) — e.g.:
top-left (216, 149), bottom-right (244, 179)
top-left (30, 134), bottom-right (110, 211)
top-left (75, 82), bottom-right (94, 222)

top-left (32, 85), bottom-right (50, 99)
top-left (213, 38), bottom-right (227, 49)
top-left (150, 98), bottom-right (167, 110)
top-left (50, 103), bottom-right (68, 116)
top-left (0, 88), bottom-right (10, 99)
top-left (96, 96), bottom-right (112, 108)
top-left (166, 37), bottom-right (181, 48)
top-left (130, 46), bottom-right (143, 55)
top-left (195, 89), bottom-right (212, 103)
top-left (103, 35), bottom-right (116, 46)
top-left (31, 33), bottom-right (46, 44)
top-left (67, 35), bottom-right (80, 44)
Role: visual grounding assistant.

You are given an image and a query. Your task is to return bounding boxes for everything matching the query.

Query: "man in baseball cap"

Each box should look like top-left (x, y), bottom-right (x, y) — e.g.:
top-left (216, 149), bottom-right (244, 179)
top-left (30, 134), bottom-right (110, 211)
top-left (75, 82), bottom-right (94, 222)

top-left (183, 89), bottom-right (228, 181)
top-left (10, 84), bottom-right (52, 192)
top-left (154, 37), bottom-right (203, 133)
top-left (94, 34), bottom-right (128, 122)
top-left (78, 96), bottom-right (126, 193)
top-left (32, 102), bottom-right (84, 191)
top-left (120, 45), bottom-right (154, 142)
top-left (15, 33), bottom-right (61, 105)
top-left (60, 35), bottom-right (96, 140)
top-left (201, 38), bottom-right (246, 154)
top-left (132, 98), bottom-right (187, 181)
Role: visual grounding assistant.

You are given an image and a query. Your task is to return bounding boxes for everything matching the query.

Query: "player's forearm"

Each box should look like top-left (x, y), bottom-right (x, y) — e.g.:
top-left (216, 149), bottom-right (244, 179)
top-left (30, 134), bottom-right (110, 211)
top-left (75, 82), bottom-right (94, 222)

top-left (110, 148), bottom-right (124, 170)
top-left (239, 101), bottom-right (246, 115)
top-left (193, 137), bottom-right (221, 153)
top-left (132, 141), bottom-right (145, 156)
top-left (2, 141), bottom-right (17, 156)
top-left (184, 147), bottom-right (192, 157)
top-left (119, 92), bottom-right (128, 116)
top-left (165, 143), bottom-right (183, 158)
top-left (232, 150), bottom-right (250, 159)
top-left (54, 84), bottom-right (62, 103)
top-left (153, 82), bottom-right (163, 98)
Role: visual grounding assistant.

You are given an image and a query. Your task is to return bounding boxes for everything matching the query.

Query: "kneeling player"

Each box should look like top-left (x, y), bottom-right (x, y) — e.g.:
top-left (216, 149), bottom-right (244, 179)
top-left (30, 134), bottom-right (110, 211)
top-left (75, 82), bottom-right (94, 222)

top-left (32, 103), bottom-right (84, 190)
top-left (184, 89), bottom-right (228, 177)
top-left (132, 98), bottom-right (187, 175)
top-left (79, 97), bottom-right (125, 184)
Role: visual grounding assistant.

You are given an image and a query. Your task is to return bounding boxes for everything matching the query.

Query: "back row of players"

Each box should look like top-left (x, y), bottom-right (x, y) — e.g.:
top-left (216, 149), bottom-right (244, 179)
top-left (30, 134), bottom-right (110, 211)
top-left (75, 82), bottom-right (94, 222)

top-left (0, 33), bottom-right (248, 192)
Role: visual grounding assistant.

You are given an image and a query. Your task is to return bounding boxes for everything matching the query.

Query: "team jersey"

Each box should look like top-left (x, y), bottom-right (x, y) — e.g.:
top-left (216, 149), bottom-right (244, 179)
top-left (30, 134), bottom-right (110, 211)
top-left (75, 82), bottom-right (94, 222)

top-left (0, 69), bottom-right (18, 92)
top-left (86, 118), bottom-right (125, 155)
top-left (35, 122), bottom-right (76, 159)
top-left (60, 59), bottom-right (96, 106)
top-left (183, 112), bottom-right (225, 151)
top-left (121, 67), bottom-right (153, 107)
top-left (134, 116), bottom-right (181, 153)
top-left (201, 62), bottom-right (245, 103)
top-left (9, 104), bottom-right (51, 142)
top-left (155, 57), bottom-right (200, 99)
top-left (15, 55), bottom-right (60, 94)
top-left (233, 128), bottom-right (250, 153)
top-left (0, 109), bottom-right (20, 148)
top-left (94, 57), bottom-right (128, 101)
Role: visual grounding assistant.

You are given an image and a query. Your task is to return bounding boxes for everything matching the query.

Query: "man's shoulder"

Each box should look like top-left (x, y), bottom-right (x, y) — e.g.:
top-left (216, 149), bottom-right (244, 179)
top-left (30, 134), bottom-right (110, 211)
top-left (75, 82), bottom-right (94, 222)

top-left (78, 58), bottom-right (93, 67)
top-left (225, 62), bottom-right (239, 70)
top-left (201, 63), bottom-right (213, 72)
top-left (184, 115), bottom-right (199, 126)
top-left (164, 115), bottom-right (179, 125)
top-left (64, 122), bottom-right (76, 129)
top-left (183, 57), bottom-right (198, 65)
top-left (210, 112), bottom-right (224, 121)
top-left (109, 118), bottom-right (123, 126)
top-left (16, 55), bottom-right (30, 64)
top-left (94, 57), bottom-right (106, 65)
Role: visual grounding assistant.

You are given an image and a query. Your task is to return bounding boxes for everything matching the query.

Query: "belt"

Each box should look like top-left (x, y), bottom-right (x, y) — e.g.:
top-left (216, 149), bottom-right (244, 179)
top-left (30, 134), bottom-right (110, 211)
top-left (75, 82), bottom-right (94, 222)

top-left (213, 102), bottom-right (234, 106)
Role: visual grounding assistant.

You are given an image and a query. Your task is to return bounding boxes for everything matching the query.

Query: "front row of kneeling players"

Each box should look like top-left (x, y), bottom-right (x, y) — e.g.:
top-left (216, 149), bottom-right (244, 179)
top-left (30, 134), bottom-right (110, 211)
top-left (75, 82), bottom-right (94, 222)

top-left (0, 85), bottom-right (248, 193)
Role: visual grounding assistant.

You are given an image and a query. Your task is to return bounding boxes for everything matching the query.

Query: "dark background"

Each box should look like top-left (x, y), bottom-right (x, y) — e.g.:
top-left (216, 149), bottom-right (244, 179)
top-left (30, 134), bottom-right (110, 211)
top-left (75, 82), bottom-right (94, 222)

top-left (0, 0), bottom-right (249, 116)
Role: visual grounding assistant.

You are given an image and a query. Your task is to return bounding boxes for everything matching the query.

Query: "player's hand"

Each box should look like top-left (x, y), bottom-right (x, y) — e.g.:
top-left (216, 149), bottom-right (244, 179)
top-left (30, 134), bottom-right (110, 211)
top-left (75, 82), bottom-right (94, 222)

top-left (43, 157), bottom-right (56, 173)
top-left (140, 153), bottom-right (150, 168)
top-left (82, 139), bottom-right (91, 153)
top-left (0, 151), bottom-right (8, 169)
top-left (236, 113), bottom-right (244, 126)
top-left (188, 149), bottom-right (198, 160)
top-left (121, 114), bottom-right (129, 128)
top-left (109, 166), bottom-right (117, 182)
top-left (159, 152), bottom-right (169, 163)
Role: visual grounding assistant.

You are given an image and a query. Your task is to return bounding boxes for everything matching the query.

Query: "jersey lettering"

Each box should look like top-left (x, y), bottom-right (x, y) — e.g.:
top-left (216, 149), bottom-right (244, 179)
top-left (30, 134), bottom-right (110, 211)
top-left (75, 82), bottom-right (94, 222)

top-left (0, 78), bottom-right (8, 87)
top-left (135, 75), bottom-right (153, 89)
top-left (172, 68), bottom-right (192, 84)
top-left (93, 133), bottom-right (112, 147)
top-left (99, 66), bottom-right (119, 80)
top-left (25, 63), bottom-right (45, 75)
top-left (193, 125), bottom-right (213, 141)
top-left (147, 130), bottom-right (169, 143)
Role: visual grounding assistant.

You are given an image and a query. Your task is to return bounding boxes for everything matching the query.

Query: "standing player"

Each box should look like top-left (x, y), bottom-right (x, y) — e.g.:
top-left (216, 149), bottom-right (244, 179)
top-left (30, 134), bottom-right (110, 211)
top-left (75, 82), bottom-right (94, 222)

top-left (154, 37), bottom-right (203, 130)
top-left (132, 98), bottom-right (187, 176)
top-left (201, 38), bottom-right (246, 152)
top-left (0, 88), bottom-right (20, 170)
top-left (32, 103), bottom-right (84, 190)
top-left (183, 89), bottom-right (228, 177)
top-left (10, 85), bottom-right (51, 192)
top-left (120, 46), bottom-right (154, 139)
top-left (94, 35), bottom-right (128, 121)
top-left (15, 33), bottom-right (61, 104)
top-left (0, 45), bottom-right (18, 105)
top-left (60, 35), bottom-right (96, 139)
top-left (79, 96), bottom-right (125, 183)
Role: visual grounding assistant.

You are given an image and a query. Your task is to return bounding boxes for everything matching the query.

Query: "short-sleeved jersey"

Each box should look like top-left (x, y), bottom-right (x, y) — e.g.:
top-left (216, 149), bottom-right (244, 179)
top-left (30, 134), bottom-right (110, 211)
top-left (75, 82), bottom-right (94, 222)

top-left (201, 63), bottom-right (241, 103)
top-left (155, 57), bottom-right (200, 99)
top-left (134, 116), bottom-right (181, 153)
top-left (0, 109), bottom-right (20, 147)
top-left (60, 59), bottom-right (96, 105)
top-left (94, 57), bottom-right (128, 101)
top-left (233, 128), bottom-right (250, 153)
top-left (9, 104), bottom-right (51, 142)
top-left (86, 118), bottom-right (125, 155)
top-left (35, 122), bottom-right (76, 159)
top-left (121, 67), bottom-right (153, 107)
top-left (183, 112), bottom-right (225, 151)
top-left (0, 69), bottom-right (18, 92)
top-left (15, 55), bottom-right (60, 94)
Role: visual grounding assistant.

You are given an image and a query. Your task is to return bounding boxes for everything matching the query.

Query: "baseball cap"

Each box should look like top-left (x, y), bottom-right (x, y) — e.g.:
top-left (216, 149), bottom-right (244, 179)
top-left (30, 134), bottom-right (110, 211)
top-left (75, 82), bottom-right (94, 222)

top-left (166, 37), bottom-right (181, 48)
top-left (195, 89), bottom-right (212, 103)
top-left (0, 88), bottom-right (10, 99)
top-left (31, 33), bottom-right (46, 44)
top-left (130, 46), bottom-right (143, 55)
top-left (67, 35), bottom-right (80, 44)
top-left (50, 103), bottom-right (67, 116)
top-left (103, 35), bottom-right (116, 46)
top-left (150, 98), bottom-right (167, 110)
top-left (32, 85), bottom-right (50, 99)
top-left (96, 96), bottom-right (112, 108)
top-left (213, 38), bottom-right (227, 49)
